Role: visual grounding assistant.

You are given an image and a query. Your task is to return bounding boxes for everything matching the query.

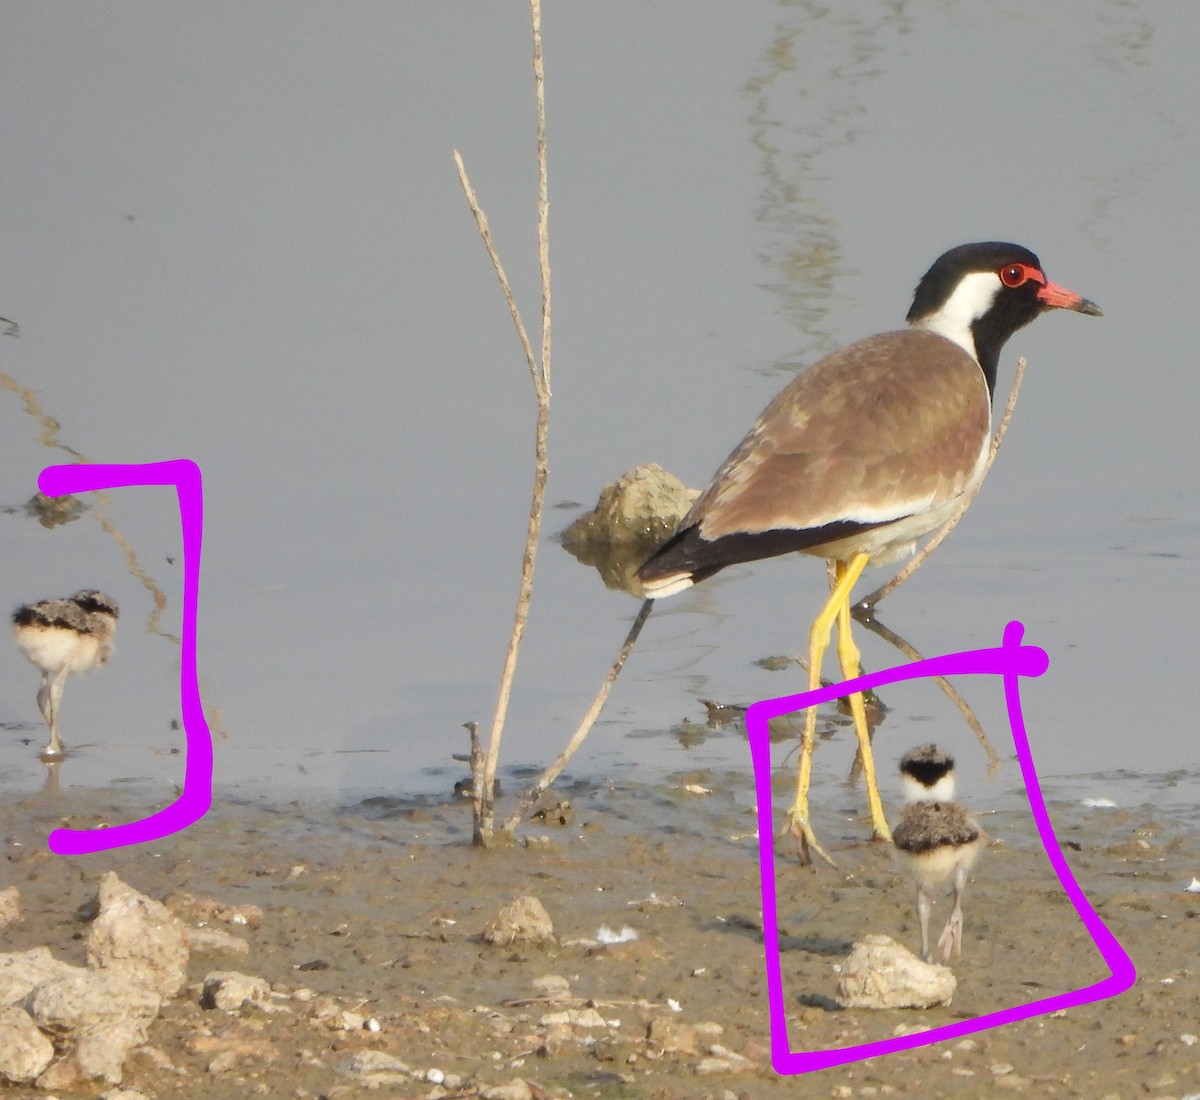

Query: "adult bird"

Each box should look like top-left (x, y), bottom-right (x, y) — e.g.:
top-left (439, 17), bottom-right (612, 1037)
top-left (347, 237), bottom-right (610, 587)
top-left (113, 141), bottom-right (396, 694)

top-left (638, 241), bottom-right (1100, 864)
top-left (892, 743), bottom-right (985, 963)
top-left (12, 589), bottom-right (119, 760)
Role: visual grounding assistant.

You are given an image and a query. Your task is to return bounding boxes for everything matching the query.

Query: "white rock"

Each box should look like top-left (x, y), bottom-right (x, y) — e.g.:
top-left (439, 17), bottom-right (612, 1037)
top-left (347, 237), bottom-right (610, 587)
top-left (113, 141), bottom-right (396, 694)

top-left (335, 1049), bottom-right (412, 1077)
top-left (87, 873), bottom-right (189, 999)
top-left (697, 1044), bottom-right (754, 1074)
top-left (531, 974), bottom-right (571, 999)
top-left (25, 970), bottom-right (161, 1035)
top-left (0, 1005), bottom-right (54, 1084)
top-left (836, 934), bottom-right (956, 1009)
top-left (482, 1078), bottom-right (535, 1100)
top-left (0, 886), bottom-right (22, 931)
top-left (73, 1019), bottom-right (151, 1085)
top-left (0, 946), bottom-right (83, 1005)
top-left (482, 896), bottom-right (554, 945)
top-left (200, 971), bottom-right (272, 1012)
top-left (561, 463), bottom-right (698, 545)
top-left (20, 957), bottom-right (163, 1089)
top-left (539, 1007), bottom-right (608, 1029)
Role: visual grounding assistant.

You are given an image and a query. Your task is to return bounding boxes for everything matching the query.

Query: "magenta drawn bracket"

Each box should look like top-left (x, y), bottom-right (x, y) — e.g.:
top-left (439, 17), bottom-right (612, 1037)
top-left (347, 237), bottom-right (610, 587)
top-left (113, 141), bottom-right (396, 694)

top-left (37, 460), bottom-right (212, 855)
top-left (746, 620), bottom-right (1136, 1075)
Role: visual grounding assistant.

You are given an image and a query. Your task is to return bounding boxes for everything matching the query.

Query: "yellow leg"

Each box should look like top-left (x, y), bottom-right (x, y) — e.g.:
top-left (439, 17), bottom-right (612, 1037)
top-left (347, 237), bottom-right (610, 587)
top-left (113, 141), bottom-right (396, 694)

top-left (835, 565), bottom-right (891, 842)
top-left (783, 551), bottom-right (871, 865)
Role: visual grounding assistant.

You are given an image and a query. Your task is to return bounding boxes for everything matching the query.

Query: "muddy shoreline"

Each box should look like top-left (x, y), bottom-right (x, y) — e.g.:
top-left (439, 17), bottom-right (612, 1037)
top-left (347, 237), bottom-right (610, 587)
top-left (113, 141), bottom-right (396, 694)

top-left (1, 774), bottom-right (1197, 1098)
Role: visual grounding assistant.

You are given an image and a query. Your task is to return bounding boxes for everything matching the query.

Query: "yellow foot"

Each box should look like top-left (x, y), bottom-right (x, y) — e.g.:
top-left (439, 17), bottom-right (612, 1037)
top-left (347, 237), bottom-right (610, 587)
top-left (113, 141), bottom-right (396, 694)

top-left (780, 807), bottom-right (838, 868)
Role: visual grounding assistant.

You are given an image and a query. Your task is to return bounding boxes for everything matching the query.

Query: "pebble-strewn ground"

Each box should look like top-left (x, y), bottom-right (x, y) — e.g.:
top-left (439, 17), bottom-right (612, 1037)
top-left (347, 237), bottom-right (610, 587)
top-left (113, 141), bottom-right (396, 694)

top-left (1, 773), bottom-right (1197, 1099)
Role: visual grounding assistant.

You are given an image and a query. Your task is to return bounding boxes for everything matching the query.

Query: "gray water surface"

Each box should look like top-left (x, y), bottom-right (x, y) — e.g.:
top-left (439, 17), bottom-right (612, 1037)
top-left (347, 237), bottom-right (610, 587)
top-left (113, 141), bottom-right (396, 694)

top-left (1, 2), bottom-right (1195, 826)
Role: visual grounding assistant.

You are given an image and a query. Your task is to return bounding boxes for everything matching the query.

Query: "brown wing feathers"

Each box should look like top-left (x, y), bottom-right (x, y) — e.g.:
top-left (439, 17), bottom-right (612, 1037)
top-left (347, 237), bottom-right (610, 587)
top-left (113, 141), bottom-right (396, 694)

top-left (639, 330), bottom-right (989, 584)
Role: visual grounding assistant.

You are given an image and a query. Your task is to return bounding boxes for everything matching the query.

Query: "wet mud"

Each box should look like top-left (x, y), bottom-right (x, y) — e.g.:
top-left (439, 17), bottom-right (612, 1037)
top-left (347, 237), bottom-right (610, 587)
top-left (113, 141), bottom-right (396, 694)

top-left (1, 772), bottom-right (1197, 1098)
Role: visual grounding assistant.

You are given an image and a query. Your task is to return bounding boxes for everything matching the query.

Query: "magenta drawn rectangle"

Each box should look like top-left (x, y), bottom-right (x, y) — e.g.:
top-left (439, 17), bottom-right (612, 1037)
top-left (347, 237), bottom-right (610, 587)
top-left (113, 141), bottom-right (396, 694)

top-left (744, 621), bottom-right (1136, 1075)
top-left (37, 459), bottom-right (213, 856)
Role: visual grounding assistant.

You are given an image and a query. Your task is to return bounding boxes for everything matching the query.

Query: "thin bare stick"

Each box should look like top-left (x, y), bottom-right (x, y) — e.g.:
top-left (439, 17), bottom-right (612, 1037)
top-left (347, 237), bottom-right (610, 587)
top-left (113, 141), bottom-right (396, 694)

top-left (502, 600), bottom-right (654, 833)
top-left (453, 152), bottom-right (544, 399)
top-left (854, 610), bottom-right (1000, 767)
top-left (464, 721), bottom-right (483, 782)
top-left (532, 1), bottom-right (551, 397)
top-left (474, 401), bottom-right (549, 843)
top-left (1, 362), bottom-right (176, 643)
top-left (455, 0), bottom-right (552, 844)
top-left (855, 356), bottom-right (1028, 612)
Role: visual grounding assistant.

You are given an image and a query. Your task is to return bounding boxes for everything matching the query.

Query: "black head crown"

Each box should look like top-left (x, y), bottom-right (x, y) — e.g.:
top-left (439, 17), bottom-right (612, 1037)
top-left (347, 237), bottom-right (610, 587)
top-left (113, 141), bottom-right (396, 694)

top-left (899, 743), bottom-right (955, 789)
top-left (71, 590), bottom-right (120, 618)
top-left (906, 241), bottom-right (1100, 399)
top-left (906, 242), bottom-right (1041, 323)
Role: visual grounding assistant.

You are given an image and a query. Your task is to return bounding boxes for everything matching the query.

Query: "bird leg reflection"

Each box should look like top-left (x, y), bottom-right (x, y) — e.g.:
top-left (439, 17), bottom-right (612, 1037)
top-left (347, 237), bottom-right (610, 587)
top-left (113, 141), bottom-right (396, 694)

top-left (849, 607), bottom-right (1001, 776)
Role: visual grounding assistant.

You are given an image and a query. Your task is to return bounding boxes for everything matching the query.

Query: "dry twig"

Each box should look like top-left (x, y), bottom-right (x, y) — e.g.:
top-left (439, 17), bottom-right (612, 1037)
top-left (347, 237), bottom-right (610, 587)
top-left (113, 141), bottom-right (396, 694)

top-left (455, 0), bottom-right (551, 844)
top-left (852, 611), bottom-right (1000, 768)
top-left (503, 600), bottom-right (653, 833)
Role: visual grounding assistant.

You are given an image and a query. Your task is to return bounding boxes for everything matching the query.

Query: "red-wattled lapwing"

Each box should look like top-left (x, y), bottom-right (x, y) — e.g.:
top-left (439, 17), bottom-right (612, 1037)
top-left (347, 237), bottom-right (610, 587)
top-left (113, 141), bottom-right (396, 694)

top-left (638, 242), bottom-right (1100, 864)
top-left (12, 590), bottom-right (119, 760)
top-left (892, 744), bottom-right (985, 963)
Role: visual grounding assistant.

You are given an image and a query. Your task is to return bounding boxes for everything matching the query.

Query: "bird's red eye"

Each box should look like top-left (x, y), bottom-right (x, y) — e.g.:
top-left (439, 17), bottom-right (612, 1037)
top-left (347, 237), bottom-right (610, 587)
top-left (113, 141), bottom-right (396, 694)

top-left (999, 263), bottom-right (1044, 288)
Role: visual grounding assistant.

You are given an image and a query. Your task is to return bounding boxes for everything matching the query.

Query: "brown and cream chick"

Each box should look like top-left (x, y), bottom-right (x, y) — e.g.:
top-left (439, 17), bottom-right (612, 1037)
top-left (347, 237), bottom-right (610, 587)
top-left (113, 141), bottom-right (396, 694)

top-left (892, 743), bottom-right (985, 963)
top-left (12, 590), bottom-right (119, 760)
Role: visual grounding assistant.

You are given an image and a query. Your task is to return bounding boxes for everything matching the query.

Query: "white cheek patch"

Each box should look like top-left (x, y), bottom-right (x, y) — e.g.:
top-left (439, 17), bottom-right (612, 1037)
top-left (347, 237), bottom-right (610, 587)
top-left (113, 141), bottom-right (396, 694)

top-left (912, 271), bottom-right (1002, 359)
top-left (900, 771), bottom-right (957, 803)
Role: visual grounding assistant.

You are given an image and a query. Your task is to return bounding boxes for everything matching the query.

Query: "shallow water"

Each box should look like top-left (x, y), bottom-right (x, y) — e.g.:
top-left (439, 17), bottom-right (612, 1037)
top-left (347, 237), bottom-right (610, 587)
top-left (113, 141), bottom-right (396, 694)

top-left (1, 2), bottom-right (1196, 828)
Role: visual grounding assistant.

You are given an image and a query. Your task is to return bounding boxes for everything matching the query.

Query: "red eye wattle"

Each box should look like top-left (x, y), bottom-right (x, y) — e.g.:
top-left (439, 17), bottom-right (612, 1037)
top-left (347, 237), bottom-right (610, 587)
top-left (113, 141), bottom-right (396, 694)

top-left (999, 263), bottom-right (1044, 288)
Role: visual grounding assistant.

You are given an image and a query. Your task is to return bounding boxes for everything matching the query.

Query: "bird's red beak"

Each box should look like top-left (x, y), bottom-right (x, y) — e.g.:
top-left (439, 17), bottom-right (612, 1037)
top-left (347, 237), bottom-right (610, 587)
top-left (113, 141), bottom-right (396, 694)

top-left (1037, 280), bottom-right (1102, 316)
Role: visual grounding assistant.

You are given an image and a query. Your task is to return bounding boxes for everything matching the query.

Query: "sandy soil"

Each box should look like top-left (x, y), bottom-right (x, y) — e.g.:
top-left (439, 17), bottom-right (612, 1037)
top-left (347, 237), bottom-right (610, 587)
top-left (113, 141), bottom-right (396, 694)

top-left (1, 771), bottom-right (1197, 1099)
